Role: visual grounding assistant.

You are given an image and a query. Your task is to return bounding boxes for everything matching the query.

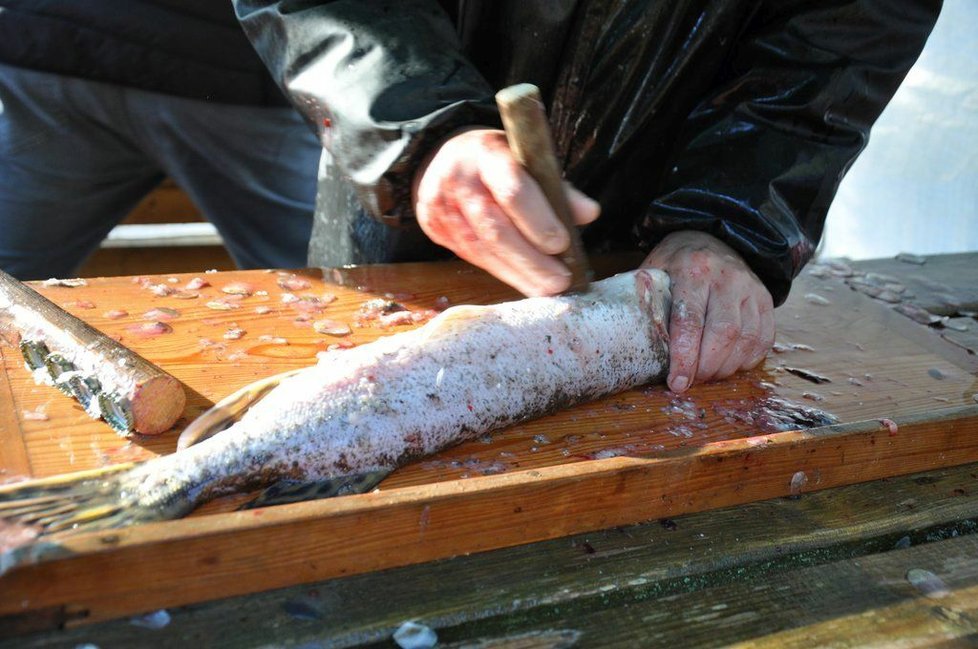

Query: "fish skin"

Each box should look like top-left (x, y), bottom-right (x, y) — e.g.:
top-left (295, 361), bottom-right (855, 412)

top-left (2, 269), bottom-right (671, 530)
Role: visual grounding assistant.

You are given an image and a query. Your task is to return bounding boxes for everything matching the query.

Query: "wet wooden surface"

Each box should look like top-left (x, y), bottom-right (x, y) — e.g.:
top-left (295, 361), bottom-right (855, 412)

top-left (1, 253), bottom-right (978, 646)
top-left (7, 456), bottom-right (978, 647)
top-left (3, 257), bottom-right (976, 487)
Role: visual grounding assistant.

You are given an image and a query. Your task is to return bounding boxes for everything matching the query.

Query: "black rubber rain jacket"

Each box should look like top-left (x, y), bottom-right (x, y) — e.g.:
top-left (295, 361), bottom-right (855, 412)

top-left (235, 0), bottom-right (941, 304)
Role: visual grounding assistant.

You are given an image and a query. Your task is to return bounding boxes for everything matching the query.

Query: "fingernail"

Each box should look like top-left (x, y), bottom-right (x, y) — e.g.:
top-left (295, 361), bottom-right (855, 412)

top-left (671, 376), bottom-right (689, 392)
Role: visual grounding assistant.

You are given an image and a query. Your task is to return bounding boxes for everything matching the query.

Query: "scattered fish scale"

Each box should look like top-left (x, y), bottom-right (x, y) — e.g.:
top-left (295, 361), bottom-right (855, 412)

top-left (278, 275), bottom-right (311, 291)
top-left (206, 300), bottom-right (239, 311)
top-left (126, 322), bottom-right (172, 336)
top-left (713, 396), bottom-right (837, 433)
top-left (142, 307), bottom-right (180, 321)
top-left (895, 252), bottom-right (927, 265)
top-left (313, 319), bottom-right (351, 336)
top-left (221, 282), bottom-right (255, 296)
top-left (290, 296), bottom-right (326, 313)
top-left (789, 470), bottom-right (808, 496)
top-left (906, 568), bottom-right (950, 598)
top-left (940, 317), bottom-right (970, 332)
top-left (772, 341), bottom-right (815, 353)
top-left (183, 277), bottom-right (210, 290)
top-left (782, 366), bottom-right (832, 384)
top-left (21, 409), bottom-right (49, 422)
top-left (803, 293), bottom-right (831, 306)
top-left (893, 303), bottom-right (941, 325)
top-left (41, 278), bottom-right (87, 288)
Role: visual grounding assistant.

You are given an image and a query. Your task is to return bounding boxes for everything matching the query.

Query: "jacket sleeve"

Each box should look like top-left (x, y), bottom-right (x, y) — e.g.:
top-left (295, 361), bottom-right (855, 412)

top-left (636, 0), bottom-right (942, 304)
top-left (233, 0), bottom-right (501, 225)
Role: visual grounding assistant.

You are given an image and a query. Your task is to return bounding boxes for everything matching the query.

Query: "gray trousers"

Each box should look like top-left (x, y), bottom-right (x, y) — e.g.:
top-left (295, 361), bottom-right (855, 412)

top-left (0, 63), bottom-right (321, 279)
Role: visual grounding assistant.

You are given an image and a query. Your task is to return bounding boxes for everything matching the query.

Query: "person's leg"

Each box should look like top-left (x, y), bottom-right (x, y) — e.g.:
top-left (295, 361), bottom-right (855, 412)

top-left (129, 93), bottom-right (320, 270)
top-left (0, 64), bottom-right (163, 279)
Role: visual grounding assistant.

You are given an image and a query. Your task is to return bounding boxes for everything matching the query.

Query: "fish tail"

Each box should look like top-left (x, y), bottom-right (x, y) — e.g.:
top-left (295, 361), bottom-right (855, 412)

top-left (0, 463), bottom-right (147, 537)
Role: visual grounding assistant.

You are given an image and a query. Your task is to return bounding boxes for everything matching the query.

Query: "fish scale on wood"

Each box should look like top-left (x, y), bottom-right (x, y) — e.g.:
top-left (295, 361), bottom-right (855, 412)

top-left (0, 269), bottom-right (671, 562)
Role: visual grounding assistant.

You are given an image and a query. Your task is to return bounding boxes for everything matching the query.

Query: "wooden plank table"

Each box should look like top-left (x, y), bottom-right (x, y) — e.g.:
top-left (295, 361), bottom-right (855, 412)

top-left (2, 253), bottom-right (978, 647)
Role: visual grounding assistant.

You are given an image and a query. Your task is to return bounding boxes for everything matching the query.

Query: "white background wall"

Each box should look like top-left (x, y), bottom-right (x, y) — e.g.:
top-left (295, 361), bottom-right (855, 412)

top-left (820, 0), bottom-right (978, 259)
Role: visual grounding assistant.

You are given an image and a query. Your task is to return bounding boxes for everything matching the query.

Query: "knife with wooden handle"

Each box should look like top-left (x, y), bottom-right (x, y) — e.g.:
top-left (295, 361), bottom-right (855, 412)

top-left (495, 83), bottom-right (592, 294)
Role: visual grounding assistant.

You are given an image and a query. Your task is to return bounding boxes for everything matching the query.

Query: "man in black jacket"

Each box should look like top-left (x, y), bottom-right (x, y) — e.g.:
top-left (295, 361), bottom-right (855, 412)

top-left (234, 0), bottom-right (941, 393)
top-left (0, 1), bottom-right (320, 279)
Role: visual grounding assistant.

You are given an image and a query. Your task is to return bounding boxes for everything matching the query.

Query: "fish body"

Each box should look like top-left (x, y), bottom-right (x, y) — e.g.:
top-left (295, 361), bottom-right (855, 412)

top-left (1, 269), bottom-right (671, 534)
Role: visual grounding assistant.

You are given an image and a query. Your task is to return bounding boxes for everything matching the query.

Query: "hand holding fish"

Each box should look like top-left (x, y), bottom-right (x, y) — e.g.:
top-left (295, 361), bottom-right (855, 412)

top-left (412, 128), bottom-right (600, 297)
top-left (642, 231), bottom-right (775, 394)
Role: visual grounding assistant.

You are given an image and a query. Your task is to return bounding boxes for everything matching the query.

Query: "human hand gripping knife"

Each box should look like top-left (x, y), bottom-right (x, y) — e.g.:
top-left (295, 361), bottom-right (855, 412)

top-left (0, 269), bottom-right (186, 435)
top-left (495, 83), bottom-right (592, 294)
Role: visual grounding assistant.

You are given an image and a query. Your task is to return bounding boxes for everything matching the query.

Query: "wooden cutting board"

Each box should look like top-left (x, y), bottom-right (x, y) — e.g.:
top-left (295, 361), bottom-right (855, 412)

top-left (1, 256), bottom-right (976, 628)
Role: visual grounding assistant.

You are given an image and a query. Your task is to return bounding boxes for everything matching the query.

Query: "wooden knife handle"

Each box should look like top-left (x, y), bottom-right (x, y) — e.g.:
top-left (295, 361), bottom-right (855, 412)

top-left (496, 83), bottom-right (591, 293)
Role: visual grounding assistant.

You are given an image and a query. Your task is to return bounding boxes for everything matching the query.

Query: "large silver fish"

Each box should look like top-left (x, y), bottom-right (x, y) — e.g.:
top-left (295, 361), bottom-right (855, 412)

top-left (0, 270), bottom-right (670, 540)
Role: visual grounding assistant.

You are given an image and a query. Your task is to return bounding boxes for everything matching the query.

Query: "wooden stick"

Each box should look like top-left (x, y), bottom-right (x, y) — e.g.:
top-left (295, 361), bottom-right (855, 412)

top-left (496, 83), bottom-right (592, 293)
top-left (0, 270), bottom-right (185, 435)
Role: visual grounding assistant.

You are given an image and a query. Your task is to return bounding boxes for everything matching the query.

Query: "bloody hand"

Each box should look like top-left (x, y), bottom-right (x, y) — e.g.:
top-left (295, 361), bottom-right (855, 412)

top-left (413, 128), bottom-right (600, 297)
top-left (642, 231), bottom-right (775, 393)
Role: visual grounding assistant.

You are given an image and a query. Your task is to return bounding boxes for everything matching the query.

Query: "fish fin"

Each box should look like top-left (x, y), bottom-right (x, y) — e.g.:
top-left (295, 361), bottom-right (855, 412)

top-left (178, 368), bottom-right (304, 450)
top-left (0, 463), bottom-right (140, 540)
top-left (238, 470), bottom-right (390, 510)
top-left (420, 305), bottom-right (491, 341)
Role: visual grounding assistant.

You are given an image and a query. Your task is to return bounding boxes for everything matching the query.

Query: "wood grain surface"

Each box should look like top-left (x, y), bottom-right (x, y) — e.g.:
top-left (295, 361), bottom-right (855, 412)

top-left (7, 457), bottom-right (978, 647)
top-left (0, 257), bottom-right (976, 629)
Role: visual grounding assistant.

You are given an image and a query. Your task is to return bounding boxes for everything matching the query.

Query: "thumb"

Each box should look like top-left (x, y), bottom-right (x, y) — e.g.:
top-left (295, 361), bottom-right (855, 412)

top-left (565, 183), bottom-right (600, 225)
